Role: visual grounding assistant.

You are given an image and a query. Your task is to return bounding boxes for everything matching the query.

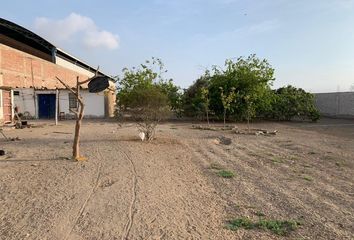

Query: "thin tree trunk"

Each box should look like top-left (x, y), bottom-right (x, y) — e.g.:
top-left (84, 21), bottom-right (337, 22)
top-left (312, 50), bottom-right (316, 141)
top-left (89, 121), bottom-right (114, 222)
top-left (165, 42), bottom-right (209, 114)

top-left (73, 102), bottom-right (84, 159)
top-left (56, 71), bottom-right (99, 161)
top-left (206, 107), bottom-right (209, 126)
top-left (73, 77), bottom-right (84, 160)
top-left (223, 109), bottom-right (226, 128)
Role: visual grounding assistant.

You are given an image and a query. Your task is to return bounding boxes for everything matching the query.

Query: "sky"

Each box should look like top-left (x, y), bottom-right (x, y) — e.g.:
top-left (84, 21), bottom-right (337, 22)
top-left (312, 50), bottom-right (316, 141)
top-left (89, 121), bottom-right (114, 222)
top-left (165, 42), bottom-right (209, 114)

top-left (1, 0), bottom-right (354, 93)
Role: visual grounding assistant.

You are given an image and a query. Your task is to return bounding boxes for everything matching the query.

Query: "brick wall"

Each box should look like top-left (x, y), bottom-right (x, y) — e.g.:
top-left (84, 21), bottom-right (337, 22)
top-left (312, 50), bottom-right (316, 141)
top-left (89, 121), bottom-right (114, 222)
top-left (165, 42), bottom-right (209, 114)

top-left (0, 44), bottom-right (90, 89)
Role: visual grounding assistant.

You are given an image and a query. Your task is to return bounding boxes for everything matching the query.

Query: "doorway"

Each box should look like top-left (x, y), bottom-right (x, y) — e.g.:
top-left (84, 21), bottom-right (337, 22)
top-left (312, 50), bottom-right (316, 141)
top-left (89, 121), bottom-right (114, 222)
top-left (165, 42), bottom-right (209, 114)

top-left (38, 94), bottom-right (56, 119)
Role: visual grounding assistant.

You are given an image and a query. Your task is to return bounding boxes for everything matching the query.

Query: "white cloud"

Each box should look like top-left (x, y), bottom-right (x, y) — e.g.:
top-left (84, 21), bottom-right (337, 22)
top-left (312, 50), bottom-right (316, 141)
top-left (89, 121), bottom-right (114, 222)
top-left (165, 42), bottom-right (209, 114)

top-left (34, 13), bottom-right (119, 50)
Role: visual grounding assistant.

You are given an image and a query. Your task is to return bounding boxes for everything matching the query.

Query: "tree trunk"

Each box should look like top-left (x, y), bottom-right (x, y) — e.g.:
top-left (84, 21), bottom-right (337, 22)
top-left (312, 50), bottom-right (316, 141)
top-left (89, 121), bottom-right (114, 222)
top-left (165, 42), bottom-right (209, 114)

top-left (223, 109), bottom-right (226, 128)
top-left (73, 103), bottom-right (84, 159)
top-left (206, 107), bottom-right (209, 126)
top-left (72, 77), bottom-right (85, 160)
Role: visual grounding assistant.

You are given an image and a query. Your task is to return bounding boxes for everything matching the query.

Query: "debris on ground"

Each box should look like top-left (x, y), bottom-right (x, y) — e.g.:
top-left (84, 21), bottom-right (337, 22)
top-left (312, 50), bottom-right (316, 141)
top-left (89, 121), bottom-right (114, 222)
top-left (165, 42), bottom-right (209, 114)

top-left (192, 125), bottom-right (235, 131)
top-left (1, 129), bottom-right (8, 140)
top-left (139, 132), bottom-right (146, 141)
top-left (52, 131), bottom-right (72, 135)
top-left (9, 137), bottom-right (21, 141)
top-left (0, 150), bottom-right (5, 156)
top-left (233, 127), bottom-right (278, 136)
top-left (214, 136), bottom-right (232, 145)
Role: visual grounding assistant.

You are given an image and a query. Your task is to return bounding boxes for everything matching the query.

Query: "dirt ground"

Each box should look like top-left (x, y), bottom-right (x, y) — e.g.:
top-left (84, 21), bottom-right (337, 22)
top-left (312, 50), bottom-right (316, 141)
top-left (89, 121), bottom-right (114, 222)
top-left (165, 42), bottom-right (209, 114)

top-left (0, 118), bottom-right (353, 240)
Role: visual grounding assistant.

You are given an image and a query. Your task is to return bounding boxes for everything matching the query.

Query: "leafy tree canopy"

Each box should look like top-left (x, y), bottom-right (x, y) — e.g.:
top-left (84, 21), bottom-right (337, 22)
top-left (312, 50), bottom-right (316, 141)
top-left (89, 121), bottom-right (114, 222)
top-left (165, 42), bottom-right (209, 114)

top-left (117, 57), bottom-right (182, 114)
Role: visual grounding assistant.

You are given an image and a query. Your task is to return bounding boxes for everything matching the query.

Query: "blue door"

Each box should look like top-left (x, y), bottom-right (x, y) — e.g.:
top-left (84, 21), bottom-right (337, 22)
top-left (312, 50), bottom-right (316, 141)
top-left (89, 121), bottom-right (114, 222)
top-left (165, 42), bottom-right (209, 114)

top-left (38, 94), bottom-right (56, 119)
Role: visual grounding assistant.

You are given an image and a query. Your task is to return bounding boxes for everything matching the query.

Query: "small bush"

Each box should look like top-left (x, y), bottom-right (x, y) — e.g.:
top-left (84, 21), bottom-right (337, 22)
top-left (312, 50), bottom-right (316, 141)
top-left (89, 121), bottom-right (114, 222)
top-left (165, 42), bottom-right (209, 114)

top-left (226, 218), bottom-right (299, 236)
top-left (226, 218), bottom-right (254, 230)
top-left (218, 170), bottom-right (235, 178)
top-left (302, 176), bottom-right (313, 182)
top-left (258, 219), bottom-right (299, 235)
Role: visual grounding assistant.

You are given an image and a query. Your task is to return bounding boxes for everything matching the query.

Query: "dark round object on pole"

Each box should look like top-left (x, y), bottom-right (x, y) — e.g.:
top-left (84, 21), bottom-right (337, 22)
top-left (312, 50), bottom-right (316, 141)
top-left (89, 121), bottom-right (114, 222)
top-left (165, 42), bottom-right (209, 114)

top-left (88, 76), bottom-right (109, 93)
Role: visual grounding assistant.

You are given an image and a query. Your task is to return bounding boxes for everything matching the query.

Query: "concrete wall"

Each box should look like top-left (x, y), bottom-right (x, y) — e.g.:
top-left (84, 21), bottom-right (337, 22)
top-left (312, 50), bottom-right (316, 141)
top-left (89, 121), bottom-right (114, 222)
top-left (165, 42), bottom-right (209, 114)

top-left (315, 92), bottom-right (354, 118)
top-left (13, 88), bottom-right (106, 118)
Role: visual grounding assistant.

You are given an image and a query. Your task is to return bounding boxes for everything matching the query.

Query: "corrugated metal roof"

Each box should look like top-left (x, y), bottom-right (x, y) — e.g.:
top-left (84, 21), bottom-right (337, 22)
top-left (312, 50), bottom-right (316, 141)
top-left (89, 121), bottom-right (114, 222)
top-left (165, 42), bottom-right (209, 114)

top-left (0, 18), bottom-right (113, 79)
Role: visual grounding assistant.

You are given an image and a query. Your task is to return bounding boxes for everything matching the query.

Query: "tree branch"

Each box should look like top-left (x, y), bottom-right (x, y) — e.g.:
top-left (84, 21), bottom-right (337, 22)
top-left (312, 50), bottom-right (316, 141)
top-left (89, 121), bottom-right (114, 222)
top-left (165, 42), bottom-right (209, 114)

top-left (56, 77), bottom-right (78, 96)
top-left (78, 66), bottom-right (100, 85)
top-left (69, 108), bottom-right (79, 116)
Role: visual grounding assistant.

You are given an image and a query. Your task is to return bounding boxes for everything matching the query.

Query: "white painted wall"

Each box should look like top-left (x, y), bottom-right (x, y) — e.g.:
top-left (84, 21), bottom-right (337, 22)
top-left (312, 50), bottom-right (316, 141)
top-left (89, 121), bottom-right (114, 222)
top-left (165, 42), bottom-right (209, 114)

top-left (13, 88), bottom-right (38, 117)
top-left (13, 88), bottom-right (106, 118)
top-left (81, 91), bottom-right (105, 117)
top-left (56, 56), bottom-right (95, 78)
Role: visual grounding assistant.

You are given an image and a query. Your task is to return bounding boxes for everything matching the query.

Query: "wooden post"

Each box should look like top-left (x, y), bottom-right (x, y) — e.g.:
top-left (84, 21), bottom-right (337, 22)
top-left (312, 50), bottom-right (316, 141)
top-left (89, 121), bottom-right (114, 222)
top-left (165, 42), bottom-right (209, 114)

top-left (55, 89), bottom-right (59, 126)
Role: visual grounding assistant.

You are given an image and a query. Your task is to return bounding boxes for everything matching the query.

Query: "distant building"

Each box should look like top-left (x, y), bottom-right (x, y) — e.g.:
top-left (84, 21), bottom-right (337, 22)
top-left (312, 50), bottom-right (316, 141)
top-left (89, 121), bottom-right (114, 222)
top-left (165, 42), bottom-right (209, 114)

top-left (0, 18), bottom-right (116, 124)
top-left (315, 92), bottom-right (354, 118)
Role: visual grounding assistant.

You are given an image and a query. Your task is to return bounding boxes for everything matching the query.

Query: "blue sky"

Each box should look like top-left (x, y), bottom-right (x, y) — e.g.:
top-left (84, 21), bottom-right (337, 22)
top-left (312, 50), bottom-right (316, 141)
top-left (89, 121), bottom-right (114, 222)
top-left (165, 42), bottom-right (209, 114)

top-left (1, 0), bottom-right (354, 92)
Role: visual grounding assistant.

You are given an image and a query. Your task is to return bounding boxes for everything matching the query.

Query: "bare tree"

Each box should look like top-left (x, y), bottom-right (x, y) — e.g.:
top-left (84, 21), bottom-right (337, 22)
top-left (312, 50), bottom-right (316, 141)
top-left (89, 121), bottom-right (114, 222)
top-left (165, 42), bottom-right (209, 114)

top-left (56, 76), bottom-right (92, 160)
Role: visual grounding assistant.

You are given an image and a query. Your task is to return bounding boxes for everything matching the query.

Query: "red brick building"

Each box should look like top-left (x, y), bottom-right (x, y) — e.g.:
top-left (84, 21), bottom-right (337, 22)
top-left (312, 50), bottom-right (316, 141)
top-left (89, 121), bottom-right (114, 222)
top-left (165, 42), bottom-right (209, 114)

top-left (0, 18), bottom-right (116, 123)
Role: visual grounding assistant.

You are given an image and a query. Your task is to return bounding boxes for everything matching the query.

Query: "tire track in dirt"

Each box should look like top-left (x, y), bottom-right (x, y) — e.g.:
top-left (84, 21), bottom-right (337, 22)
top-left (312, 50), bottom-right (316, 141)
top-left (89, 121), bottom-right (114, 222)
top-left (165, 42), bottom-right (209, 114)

top-left (234, 138), bottom-right (354, 238)
top-left (63, 148), bottom-right (103, 240)
top-left (118, 146), bottom-right (138, 240)
top-left (213, 141), bottom-right (348, 215)
top-left (120, 134), bottom-right (232, 239)
top-left (241, 140), bottom-right (354, 203)
top-left (182, 139), bottom-right (276, 214)
top-left (240, 141), bottom-right (354, 220)
top-left (187, 138), bottom-right (348, 238)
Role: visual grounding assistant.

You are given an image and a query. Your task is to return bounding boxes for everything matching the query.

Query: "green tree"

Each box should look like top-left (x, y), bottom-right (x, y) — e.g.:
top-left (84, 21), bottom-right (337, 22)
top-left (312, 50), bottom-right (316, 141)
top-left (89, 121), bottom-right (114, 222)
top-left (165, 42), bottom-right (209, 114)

top-left (208, 54), bottom-right (275, 121)
top-left (201, 87), bottom-right (210, 125)
top-left (117, 58), bottom-right (173, 140)
top-left (157, 79), bottom-right (183, 117)
top-left (220, 87), bottom-right (237, 128)
top-left (272, 85), bottom-right (319, 121)
top-left (124, 85), bottom-right (170, 140)
top-left (182, 74), bottom-right (209, 119)
top-left (244, 95), bottom-right (256, 133)
top-left (117, 57), bottom-right (181, 116)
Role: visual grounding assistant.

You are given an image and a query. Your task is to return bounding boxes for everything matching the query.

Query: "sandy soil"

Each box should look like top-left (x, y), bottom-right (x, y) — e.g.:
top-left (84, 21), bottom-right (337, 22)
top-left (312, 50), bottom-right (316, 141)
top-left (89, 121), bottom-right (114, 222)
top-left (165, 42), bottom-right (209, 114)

top-left (0, 118), bottom-right (353, 239)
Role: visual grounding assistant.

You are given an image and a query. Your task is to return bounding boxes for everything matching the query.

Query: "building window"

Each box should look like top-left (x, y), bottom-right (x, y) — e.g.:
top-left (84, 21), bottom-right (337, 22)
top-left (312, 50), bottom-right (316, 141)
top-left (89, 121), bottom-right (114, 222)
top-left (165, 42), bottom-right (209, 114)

top-left (68, 93), bottom-right (77, 109)
top-left (13, 91), bottom-right (20, 96)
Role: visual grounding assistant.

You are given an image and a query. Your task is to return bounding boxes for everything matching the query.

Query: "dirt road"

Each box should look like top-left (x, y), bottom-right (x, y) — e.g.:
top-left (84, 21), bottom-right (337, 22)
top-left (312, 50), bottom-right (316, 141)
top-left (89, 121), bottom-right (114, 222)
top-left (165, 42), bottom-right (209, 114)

top-left (0, 119), bottom-right (353, 239)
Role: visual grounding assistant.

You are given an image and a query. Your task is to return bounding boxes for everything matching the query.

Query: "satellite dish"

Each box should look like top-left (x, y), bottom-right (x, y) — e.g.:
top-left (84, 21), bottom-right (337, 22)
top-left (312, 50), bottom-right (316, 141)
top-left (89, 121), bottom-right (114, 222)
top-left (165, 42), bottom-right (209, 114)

top-left (88, 76), bottom-right (109, 93)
